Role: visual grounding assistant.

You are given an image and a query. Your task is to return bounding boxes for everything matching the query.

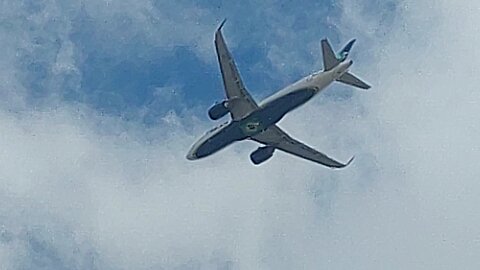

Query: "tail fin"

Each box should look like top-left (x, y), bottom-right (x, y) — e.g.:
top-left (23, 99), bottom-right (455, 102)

top-left (321, 39), bottom-right (339, 71)
top-left (321, 38), bottom-right (371, 90)
top-left (337, 72), bottom-right (371, 90)
top-left (337, 39), bottom-right (356, 61)
top-left (321, 38), bottom-right (357, 70)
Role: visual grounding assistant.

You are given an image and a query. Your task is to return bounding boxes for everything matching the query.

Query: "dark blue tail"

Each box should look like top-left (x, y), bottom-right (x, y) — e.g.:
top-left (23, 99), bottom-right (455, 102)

top-left (321, 38), bottom-right (356, 71)
top-left (337, 39), bottom-right (356, 61)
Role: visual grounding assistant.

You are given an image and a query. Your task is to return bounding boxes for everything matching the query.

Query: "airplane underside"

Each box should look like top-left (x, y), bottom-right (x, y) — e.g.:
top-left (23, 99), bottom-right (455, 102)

top-left (187, 20), bottom-right (369, 168)
top-left (194, 87), bottom-right (319, 159)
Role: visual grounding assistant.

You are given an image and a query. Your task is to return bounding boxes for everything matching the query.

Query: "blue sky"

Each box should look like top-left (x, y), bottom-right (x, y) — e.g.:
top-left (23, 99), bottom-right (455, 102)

top-left (14, 0), bottom-right (394, 122)
top-left (2, 0), bottom-right (480, 269)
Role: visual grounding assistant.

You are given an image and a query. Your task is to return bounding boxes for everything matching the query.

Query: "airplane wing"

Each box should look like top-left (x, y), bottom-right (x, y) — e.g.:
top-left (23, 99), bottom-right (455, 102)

top-left (214, 20), bottom-right (259, 120)
top-left (251, 125), bottom-right (354, 168)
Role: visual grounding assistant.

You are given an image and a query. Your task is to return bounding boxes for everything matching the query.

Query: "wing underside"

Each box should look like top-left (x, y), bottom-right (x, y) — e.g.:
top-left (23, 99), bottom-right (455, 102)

top-left (214, 20), bottom-right (258, 120)
top-left (251, 125), bottom-right (354, 168)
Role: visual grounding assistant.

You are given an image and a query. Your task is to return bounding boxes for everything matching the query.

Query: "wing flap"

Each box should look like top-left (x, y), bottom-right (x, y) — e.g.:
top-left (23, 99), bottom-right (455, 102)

top-left (214, 21), bottom-right (258, 120)
top-left (251, 126), bottom-right (354, 168)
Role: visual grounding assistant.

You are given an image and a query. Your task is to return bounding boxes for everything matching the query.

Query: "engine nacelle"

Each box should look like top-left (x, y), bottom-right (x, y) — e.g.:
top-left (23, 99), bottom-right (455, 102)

top-left (250, 146), bottom-right (275, 165)
top-left (208, 101), bottom-right (229, 120)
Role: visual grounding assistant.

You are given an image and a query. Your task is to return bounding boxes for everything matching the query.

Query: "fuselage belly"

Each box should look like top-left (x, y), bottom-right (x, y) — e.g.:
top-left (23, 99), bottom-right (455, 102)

top-left (186, 67), bottom-right (348, 160)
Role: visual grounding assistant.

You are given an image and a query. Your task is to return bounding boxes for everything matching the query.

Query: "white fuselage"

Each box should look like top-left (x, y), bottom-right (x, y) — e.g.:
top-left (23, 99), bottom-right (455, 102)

top-left (186, 60), bottom-right (352, 160)
top-left (259, 60), bottom-right (352, 108)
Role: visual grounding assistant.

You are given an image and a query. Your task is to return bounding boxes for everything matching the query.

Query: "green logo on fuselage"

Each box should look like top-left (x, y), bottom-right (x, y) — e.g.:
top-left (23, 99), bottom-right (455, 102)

top-left (240, 117), bottom-right (264, 136)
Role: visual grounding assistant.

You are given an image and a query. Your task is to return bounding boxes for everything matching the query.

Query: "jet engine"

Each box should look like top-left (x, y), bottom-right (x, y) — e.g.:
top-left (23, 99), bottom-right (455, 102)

top-left (208, 101), bottom-right (229, 120)
top-left (250, 146), bottom-right (275, 165)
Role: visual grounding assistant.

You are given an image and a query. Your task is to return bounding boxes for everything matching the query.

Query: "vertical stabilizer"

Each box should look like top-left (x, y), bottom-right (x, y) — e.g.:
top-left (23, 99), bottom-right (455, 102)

top-left (337, 39), bottom-right (356, 61)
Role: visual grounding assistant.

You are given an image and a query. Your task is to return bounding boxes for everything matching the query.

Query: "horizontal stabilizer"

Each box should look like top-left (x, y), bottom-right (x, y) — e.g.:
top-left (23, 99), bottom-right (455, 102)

top-left (321, 39), bottom-right (339, 71)
top-left (337, 72), bottom-right (371, 90)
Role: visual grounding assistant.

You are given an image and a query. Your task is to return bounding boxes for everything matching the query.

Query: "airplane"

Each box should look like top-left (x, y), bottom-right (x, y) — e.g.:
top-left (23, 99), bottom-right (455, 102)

top-left (186, 20), bottom-right (370, 168)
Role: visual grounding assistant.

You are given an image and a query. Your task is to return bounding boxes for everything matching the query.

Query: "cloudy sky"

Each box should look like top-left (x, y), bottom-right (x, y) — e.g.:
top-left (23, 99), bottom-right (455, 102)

top-left (0, 0), bottom-right (479, 269)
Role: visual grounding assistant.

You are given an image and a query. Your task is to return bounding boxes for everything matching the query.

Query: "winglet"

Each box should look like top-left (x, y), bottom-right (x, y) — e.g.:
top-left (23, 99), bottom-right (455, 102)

top-left (217, 18), bottom-right (227, 32)
top-left (333, 155), bottom-right (355, 169)
top-left (215, 19), bottom-right (227, 43)
top-left (345, 155), bottom-right (355, 166)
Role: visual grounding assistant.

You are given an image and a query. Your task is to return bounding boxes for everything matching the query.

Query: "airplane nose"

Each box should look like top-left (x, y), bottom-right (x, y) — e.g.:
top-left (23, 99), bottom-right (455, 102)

top-left (186, 146), bottom-right (198, 160)
top-left (186, 152), bottom-right (197, 160)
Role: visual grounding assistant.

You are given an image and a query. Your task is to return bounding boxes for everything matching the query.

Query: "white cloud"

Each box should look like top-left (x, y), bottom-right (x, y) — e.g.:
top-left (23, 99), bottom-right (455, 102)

top-left (316, 0), bottom-right (480, 268)
top-left (0, 0), bottom-right (219, 111)
top-left (1, 0), bottom-right (480, 269)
